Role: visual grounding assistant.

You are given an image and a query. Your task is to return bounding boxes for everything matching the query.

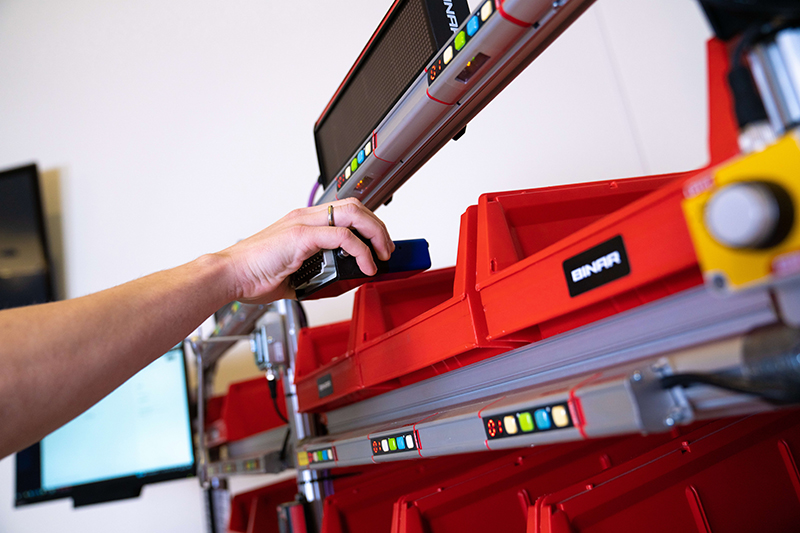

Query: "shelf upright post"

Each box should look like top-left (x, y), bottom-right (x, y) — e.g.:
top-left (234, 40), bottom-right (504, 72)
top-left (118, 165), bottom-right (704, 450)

top-left (275, 299), bottom-right (330, 533)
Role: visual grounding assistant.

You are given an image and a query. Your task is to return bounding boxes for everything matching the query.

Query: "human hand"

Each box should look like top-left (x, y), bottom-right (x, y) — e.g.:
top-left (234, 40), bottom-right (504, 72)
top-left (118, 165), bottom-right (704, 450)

top-left (216, 198), bottom-right (395, 303)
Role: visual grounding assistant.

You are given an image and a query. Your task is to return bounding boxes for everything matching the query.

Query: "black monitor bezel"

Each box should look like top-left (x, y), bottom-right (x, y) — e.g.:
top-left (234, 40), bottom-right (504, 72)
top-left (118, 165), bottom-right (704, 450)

top-left (14, 343), bottom-right (197, 507)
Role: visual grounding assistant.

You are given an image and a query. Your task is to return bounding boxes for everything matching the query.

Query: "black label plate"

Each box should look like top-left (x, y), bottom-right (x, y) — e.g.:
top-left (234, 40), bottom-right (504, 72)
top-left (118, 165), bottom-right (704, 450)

top-left (563, 235), bottom-right (630, 297)
top-left (317, 374), bottom-right (333, 398)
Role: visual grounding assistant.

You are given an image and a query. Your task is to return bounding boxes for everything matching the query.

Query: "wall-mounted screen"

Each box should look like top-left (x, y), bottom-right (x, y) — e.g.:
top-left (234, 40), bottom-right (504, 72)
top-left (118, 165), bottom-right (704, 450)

top-left (15, 344), bottom-right (196, 507)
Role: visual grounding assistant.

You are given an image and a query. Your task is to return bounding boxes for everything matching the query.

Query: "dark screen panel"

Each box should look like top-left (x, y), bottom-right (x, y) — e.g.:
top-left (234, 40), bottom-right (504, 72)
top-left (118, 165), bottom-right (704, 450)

top-left (0, 164), bottom-right (53, 309)
top-left (315, 0), bottom-right (438, 186)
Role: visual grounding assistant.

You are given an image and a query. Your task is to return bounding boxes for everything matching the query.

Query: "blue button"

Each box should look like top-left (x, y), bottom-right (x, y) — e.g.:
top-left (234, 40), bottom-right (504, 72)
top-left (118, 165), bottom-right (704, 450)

top-left (534, 409), bottom-right (551, 430)
top-left (467, 16), bottom-right (479, 36)
top-left (397, 437), bottom-right (405, 450)
top-left (357, 150), bottom-right (365, 164)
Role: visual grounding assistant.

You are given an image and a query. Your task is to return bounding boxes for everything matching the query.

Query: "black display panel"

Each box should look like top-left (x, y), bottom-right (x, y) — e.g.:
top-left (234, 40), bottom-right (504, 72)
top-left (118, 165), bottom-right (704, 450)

top-left (0, 163), bottom-right (54, 309)
top-left (15, 345), bottom-right (196, 507)
top-left (314, 0), bottom-right (469, 188)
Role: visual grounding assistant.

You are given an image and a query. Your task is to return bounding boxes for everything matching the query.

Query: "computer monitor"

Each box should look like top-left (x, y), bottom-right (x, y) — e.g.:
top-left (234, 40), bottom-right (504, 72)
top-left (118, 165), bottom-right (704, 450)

top-left (0, 163), bottom-right (55, 309)
top-left (15, 344), bottom-right (196, 507)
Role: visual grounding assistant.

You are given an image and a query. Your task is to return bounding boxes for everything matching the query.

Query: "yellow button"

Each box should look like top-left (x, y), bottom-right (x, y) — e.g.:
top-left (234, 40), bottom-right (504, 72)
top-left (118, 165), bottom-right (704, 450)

top-left (481, 1), bottom-right (493, 21)
top-left (443, 45), bottom-right (454, 65)
top-left (297, 452), bottom-right (309, 467)
top-left (552, 405), bottom-right (569, 427)
top-left (503, 415), bottom-right (518, 434)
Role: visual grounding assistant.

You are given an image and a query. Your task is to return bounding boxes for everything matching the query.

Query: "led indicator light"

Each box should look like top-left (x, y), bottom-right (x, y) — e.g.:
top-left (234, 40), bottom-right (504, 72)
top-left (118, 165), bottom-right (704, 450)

top-left (443, 45), bottom-right (454, 65)
top-left (467, 16), bottom-right (479, 36)
top-left (381, 439), bottom-right (389, 452)
top-left (397, 436), bottom-right (405, 450)
top-left (504, 415), bottom-right (518, 435)
top-left (552, 405), bottom-right (570, 427)
top-left (481, 0), bottom-right (493, 21)
top-left (487, 419), bottom-right (497, 438)
top-left (389, 438), bottom-right (397, 451)
top-left (518, 412), bottom-right (534, 432)
top-left (372, 441), bottom-right (380, 454)
top-left (351, 158), bottom-right (358, 172)
top-left (345, 167), bottom-right (351, 179)
top-left (455, 31), bottom-right (466, 51)
top-left (365, 141), bottom-right (372, 156)
top-left (406, 435), bottom-right (415, 449)
top-left (357, 150), bottom-right (365, 164)
top-left (534, 409), bottom-right (551, 430)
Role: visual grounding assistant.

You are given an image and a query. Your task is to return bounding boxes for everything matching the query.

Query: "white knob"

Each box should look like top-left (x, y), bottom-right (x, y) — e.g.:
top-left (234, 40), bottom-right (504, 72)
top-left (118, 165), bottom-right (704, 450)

top-left (704, 182), bottom-right (780, 249)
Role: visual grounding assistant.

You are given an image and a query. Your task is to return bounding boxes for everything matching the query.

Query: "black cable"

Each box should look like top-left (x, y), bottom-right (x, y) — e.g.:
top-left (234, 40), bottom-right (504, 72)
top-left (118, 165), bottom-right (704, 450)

top-left (699, 0), bottom-right (800, 18)
top-left (266, 375), bottom-right (293, 465)
top-left (726, 22), bottom-right (770, 128)
top-left (279, 427), bottom-right (292, 464)
top-left (296, 300), bottom-right (308, 329)
top-left (661, 372), bottom-right (800, 405)
top-left (267, 377), bottom-right (289, 424)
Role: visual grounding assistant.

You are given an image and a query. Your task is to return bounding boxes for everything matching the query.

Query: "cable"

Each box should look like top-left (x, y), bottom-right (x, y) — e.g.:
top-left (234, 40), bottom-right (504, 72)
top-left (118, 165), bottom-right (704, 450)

top-left (296, 300), bottom-right (308, 330)
top-left (267, 376), bottom-right (289, 424)
top-left (661, 372), bottom-right (800, 405)
top-left (279, 427), bottom-right (292, 464)
top-left (307, 180), bottom-right (321, 207)
top-left (266, 375), bottom-right (293, 465)
top-left (699, 0), bottom-right (800, 17)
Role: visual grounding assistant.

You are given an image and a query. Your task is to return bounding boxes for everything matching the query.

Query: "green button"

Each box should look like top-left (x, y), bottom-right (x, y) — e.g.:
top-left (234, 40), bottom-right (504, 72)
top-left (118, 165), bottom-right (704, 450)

top-left (351, 158), bottom-right (358, 172)
top-left (518, 412), bottom-right (534, 432)
top-left (454, 31), bottom-right (466, 51)
top-left (388, 438), bottom-right (397, 451)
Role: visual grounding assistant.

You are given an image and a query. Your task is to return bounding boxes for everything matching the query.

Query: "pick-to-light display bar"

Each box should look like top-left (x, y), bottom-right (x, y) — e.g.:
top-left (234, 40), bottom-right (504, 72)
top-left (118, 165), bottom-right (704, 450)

top-left (315, 0), bottom-right (595, 210)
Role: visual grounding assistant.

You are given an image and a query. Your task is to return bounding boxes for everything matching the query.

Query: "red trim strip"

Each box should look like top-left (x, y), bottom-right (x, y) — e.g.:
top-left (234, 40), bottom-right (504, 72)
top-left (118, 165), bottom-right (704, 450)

top-left (568, 373), bottom-right (602, 440)
top-left (477, 396), bottom-right (506, 418)
top-left (426, 87), bottom-right (455, 106)
top-left (372, 150), bottom-right (394, 164)
top-left (412, 413), bottom-right (438, 458)
top-left (484, 439), bottom-right (491, 451)
top-left (316, 0), bottom-right (404, 126)
top-left (495, 0), bottom-right (531, 27)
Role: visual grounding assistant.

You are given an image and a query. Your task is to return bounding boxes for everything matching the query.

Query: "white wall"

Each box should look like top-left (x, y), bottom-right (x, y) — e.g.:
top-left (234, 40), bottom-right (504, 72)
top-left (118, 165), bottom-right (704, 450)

top-left (0, 0), bottom-right (712, 531)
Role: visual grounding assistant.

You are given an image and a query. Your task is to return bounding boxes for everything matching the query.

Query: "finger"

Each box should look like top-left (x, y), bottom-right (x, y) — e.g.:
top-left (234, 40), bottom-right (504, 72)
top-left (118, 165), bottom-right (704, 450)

top-left (319, 200), bottom-right (394, 261)
top-left (301, 226), bottom-right (378, 276)
top-left (292, 199), bottom-right (393, 261)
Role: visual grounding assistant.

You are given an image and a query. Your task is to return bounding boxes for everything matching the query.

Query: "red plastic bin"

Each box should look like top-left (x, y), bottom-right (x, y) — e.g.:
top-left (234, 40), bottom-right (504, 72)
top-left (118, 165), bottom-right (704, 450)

top-left (228, 479), bottom-right (298, 533)
top-left (205, 376), bottom-right (287, 447)
top-left (474, 172), bottom-right (705, 344)
top-left (295, 208), bottom-right (525, 412)
top-left (532, 410), bottom-right (800, 533)
top-left (294, 320), bottom-right (367, 412)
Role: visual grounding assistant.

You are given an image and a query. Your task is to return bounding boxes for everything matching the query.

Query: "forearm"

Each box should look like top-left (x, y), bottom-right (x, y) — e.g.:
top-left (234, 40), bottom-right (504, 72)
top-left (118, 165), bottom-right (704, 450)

top-left (0, 253), bottom-right (234, 458)
top-left (0, 198), bottom-right (393, 460)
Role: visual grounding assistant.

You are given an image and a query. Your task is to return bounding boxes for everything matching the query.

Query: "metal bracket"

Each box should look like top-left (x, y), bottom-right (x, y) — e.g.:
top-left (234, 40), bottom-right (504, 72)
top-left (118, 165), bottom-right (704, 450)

top-left (629, 359), bottom-right (695, 432)
top-left (252, 311), bottom-right (288, 379)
